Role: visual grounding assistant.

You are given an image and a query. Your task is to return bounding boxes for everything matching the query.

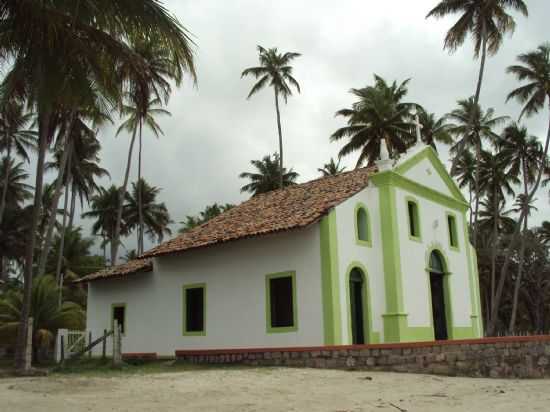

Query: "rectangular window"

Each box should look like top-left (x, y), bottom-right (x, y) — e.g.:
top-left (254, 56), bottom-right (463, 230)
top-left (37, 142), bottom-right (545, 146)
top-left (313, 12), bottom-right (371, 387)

top-left (407, 200), bottom-right (420, 239)
top-left (447, 214), bottom-right (459, 249)
top-left (266, 272), bottom-right (297, 332)
top-left (183, 284), bottom-right (206, 335)
top-left (112, 304), bottom-right (125, 334)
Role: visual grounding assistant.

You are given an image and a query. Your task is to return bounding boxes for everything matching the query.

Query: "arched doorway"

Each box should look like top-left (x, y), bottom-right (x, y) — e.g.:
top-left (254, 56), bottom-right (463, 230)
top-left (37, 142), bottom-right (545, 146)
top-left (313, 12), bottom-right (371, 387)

top-left (349, 268), bottom-right (367, 344)
top-left (429, 250), bottom-right (448, 340)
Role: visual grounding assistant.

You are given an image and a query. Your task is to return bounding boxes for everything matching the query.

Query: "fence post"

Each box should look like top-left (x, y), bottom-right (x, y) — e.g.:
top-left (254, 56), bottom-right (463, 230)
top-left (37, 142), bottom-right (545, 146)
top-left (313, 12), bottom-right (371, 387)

top-left (88, 331), bottom-right (92, 359)
top-left (60, 335), bottom-right (65, 365)
top-left (23, 317), bottom-right (33, 372)
top-left (102, 329), bottom-right (107, 360)
top-left (112, 320), bottom-right (122, 367)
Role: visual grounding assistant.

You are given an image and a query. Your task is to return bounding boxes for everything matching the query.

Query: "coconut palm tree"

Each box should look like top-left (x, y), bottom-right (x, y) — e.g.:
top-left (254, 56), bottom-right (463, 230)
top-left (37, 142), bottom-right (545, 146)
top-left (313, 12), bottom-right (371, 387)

top-left (116, 97), bottom-right (170, 255)
top-left (124, 179), bottom-right (172, 247)
top-left (0, 0), bottom-right (196, 370)
top-left (242, 46), bottom-right (301, 189)
top-left (426, 0), bottom-right (528, 129)
top-left (318, 158), bottom-right (346, 177)
top-left (0, 102), bottom-right (37, 225)
top-left (0, 275), bottom-right (85, 362)
top-left (450, 149), bottom-right (476, 227)
top-left (538, 222), bottom-right (550, 245)
top-left (240, 154), bottom-right (299, 196)
top-left (0, 159), bottom-right (33, 209)
top-left (178, 203), bottom-right (235, 234)
top-left (82, 186), bottom-right (129, 267)
top-left (331, 75), bottom-right (417, 167)
top-left (488, 43), bottom-right (550, 336)
top-left (447, 98), bottom-right (508, 242)
top-left (499, 123), bottom-right (543, 333)
top-left (479, 150), bottom-right (518, 325)
top-left (417, 109), bottom-right (453, 152)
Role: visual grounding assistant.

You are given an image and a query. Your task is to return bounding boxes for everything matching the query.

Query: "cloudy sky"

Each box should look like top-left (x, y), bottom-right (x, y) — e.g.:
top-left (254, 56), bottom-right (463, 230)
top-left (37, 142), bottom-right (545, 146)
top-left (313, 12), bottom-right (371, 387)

top-left (57, 0), bottom-right (550, 256)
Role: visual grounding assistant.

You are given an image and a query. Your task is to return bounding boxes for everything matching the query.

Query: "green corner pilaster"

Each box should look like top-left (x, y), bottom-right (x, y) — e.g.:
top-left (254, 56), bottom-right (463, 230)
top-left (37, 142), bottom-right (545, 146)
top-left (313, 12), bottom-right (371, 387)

top-left (320, 210), bottom-right (342, 345)
top-left (371, 172), bottom-right (407, 342)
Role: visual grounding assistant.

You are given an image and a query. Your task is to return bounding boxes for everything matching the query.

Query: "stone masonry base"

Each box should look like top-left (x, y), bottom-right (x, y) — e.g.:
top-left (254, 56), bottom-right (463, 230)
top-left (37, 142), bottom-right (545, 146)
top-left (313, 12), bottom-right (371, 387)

top-left (175, 336), bottom-right (550, 379)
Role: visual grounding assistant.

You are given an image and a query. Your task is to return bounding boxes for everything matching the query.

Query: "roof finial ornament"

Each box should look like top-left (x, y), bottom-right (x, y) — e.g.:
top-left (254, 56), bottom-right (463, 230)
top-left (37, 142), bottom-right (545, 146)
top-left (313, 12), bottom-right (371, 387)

top-left (411, 107), bottom-right (425, 151)
top-left (376, 138), bottom-right (393, 171)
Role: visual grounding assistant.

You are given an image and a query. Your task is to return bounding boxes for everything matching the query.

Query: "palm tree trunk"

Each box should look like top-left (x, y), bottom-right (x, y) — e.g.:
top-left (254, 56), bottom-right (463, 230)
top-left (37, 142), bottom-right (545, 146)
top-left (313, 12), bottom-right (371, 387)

top-left (487, 102), bottom-right (550, 336)
top-left (471, 23), bottom-right (488, 248)
top-left (37, 135), bottom-right (73, 278)
top-left (67, 185), bottom-right (76, 232)
top-left (112, 127), bottom-right (138, 266)
top-left (15, 109), bottom-right (51, 371)
top-left (55, 164), bottom-right (72, 287)
top-left (490, 187), bottom-right (498, 324)
top-left (509, 163), bottom-right (530, 334)
top-left (137, 119), bottom-right (144, 255)
top-left (274, 88), bottom-right (284, 190)
top-left (468, 184), bottom-right (473, 230)
top-left (0, 141), bottom-right (12, 226)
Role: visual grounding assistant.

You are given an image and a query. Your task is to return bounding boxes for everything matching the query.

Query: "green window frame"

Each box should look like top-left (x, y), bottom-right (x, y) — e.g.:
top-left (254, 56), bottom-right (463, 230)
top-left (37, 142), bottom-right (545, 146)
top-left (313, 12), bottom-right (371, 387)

top-left (354, 203), bottom-right (372, 247)
top-left (182, 283), bottom-right (206, 336)
top-left (111, 303), bottom-right (126, 336)
top-left (406, 196), bottom-right (421, 242)
top-left (446, 212), bottom-right (459, 251)
top-left (265, 271), bottom-right (298, 333)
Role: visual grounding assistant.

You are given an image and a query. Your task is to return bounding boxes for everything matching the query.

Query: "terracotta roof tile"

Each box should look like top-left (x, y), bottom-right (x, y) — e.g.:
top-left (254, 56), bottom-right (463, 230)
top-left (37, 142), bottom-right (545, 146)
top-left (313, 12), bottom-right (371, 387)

top-left (75, 259), bottom-right (152, 283)
top-left (142, 167), bottom-right (375, 259)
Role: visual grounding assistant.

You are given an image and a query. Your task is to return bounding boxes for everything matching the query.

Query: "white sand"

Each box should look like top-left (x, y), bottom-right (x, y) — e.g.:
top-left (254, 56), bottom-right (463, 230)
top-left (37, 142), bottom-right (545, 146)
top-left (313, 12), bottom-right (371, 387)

top-left (0, 368), bottom-right (548, 412)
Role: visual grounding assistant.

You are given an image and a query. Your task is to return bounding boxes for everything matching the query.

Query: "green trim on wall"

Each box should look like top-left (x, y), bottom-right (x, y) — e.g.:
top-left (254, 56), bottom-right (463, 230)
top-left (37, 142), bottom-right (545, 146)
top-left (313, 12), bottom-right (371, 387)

top-left (182, 283), bottom-right (207, 337)
top-left (425, 244), bottom-right (454, 339)
top-left (405, 195), bottom-right (422, 242)
top-left (111, 303), bottom-right (126, 336)
top-left (372, 170), bottom-right (469, 212)
top-left (354, 203), bottom-right (372, 247)
top-left (446, 212), bottom-right (460, 252)
top-left (394, 146), bottom-right (467, 204)
top-left (344, 262), bottom-right (379, 344)
top-left (265, 271), bottom-right (298, 334)
top-left (319, 211), bottom-right (342, 344)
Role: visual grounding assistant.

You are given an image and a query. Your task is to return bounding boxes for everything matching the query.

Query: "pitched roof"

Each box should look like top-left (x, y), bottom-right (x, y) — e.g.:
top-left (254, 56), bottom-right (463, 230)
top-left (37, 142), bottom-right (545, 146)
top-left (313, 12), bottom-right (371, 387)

top-left (141, 167), bottom-right (375, 259)
top-left (75, 259), bottom-right (153, 283)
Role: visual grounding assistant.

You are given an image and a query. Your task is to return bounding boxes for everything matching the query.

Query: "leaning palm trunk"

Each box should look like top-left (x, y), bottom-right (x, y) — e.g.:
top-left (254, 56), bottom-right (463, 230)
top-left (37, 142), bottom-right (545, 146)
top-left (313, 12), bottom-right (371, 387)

top-left (274, 89), bottom-right (284, 190)
top-left (137, 120), bottom-right (144, 255)
top-left (490, 187), bottom-right (498, 319)
top-left (508, 163), bottom-right (530, 333)
top-left (67, 186), bottom-right (76, 232)
top-left (0, 141), bottom-right (12, 226)
top-left (112, 127), bottom-right (138, 265)
top-left (487, 108), bottom-right (550, 336)
top-left (37, 137), bottom-right (73, 278)
top-left (55, 158), bottom-right (72, 286)
top-left (471, 24), bottom-right (488, 248)
top-left (15, 110), bottom-right (51, 371)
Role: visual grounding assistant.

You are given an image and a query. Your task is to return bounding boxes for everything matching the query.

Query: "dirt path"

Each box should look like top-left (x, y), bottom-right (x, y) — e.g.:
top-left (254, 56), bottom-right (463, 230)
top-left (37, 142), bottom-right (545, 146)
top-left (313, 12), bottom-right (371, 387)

top-left (0, 368), bottom-right (548, 412)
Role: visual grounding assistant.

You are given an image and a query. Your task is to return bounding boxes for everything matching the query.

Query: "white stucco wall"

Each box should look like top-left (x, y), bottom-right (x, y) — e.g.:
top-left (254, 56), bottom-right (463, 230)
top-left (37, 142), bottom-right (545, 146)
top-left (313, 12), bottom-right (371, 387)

top-left (86, 225), bottom-right (324, 356)
top-left (333, 186), bottom-right (386, 344)
top-left (394, 184), bottom-right (473, 329)
top-left (401, 156), bottom-right (453, 197)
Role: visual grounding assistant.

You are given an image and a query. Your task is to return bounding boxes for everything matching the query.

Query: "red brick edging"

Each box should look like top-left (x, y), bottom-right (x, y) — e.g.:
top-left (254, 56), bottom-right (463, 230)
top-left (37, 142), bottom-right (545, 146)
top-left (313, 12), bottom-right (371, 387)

top-left (122, 352), bottom-right (157, 360)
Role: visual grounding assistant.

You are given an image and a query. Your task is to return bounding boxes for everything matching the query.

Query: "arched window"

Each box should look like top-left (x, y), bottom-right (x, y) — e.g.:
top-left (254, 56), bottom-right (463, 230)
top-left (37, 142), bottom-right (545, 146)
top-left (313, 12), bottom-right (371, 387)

top-left (355, 205), bottom-right (371, 246)
top-left (429, 250), bottom-right (445, 274)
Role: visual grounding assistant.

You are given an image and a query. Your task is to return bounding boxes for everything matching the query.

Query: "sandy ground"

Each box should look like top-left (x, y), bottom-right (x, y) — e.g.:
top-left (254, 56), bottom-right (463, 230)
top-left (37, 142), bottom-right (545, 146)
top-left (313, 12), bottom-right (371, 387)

top-left (0, 367), bottom-right (548, 412)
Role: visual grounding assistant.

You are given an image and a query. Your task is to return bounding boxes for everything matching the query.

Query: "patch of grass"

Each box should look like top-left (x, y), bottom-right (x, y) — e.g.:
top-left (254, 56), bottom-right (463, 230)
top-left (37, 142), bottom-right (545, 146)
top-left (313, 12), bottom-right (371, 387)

top-left (52, 358), bottom-right (261, 377)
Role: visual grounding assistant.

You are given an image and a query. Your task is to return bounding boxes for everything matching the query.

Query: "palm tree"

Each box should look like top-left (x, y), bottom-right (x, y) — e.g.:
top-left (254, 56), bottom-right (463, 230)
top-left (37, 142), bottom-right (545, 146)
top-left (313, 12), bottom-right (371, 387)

top-left (331, 75), bottom-right (417, 167)
top-left (447, 98), bottom-right (508, 242)
top-left (0, 275), bottom-right (85, 362)
top-left (318, 158), bottom-right (346, 177)
top-left (450, 149), bottom-right (476, 227)
top-left (0, 102), bottom-right (37, 225)
top-left (538, 222), bottom-right (550, 245)
top-left (178, 203), bottom-right (235, 234)
top-left (240, 154), bottom-right (299, 196)
top-left (242, 46), bottom-right (301, 189)
top-left (0, 159), bottom-right (33, 209)
top-left (427, 0), bottom-right (528, 133)
top-left (488, 43), bottom-right (550, 336)
top-left (116, 97), bottom-right (170, 256)
top-left (0, 0), bottom-right (196, 370)
top-left (479, 150), bottom-right (518, 326)
top-left (82, 186), bottom-right (129, 267)
top-left (417, 109), bottom-right (453, 152)
top-left (499, 123), bottom-right (543, 333)
top-left (124, 179), bottom-right (172, 247)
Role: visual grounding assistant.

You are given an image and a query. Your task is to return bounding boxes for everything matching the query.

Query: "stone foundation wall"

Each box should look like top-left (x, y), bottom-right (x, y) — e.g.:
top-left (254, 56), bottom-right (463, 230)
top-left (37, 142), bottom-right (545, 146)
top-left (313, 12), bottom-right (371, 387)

top-left (175, 336), bottom-right (550, 379)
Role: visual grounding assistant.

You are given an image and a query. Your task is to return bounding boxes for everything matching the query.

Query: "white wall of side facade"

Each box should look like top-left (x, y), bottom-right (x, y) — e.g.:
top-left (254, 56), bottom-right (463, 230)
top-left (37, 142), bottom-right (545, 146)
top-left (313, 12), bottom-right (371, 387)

top-left (333, 186), bottom-right (386, 344)
top-left (394, 182), bottom-right (473, 329)
top-left (86, 225), bottom-right (324, 356)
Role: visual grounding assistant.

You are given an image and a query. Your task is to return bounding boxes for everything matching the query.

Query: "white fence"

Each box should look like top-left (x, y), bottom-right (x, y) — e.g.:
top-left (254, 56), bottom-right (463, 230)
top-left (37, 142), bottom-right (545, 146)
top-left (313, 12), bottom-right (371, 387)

top-left (55, 329), bottom-right (89, 362)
